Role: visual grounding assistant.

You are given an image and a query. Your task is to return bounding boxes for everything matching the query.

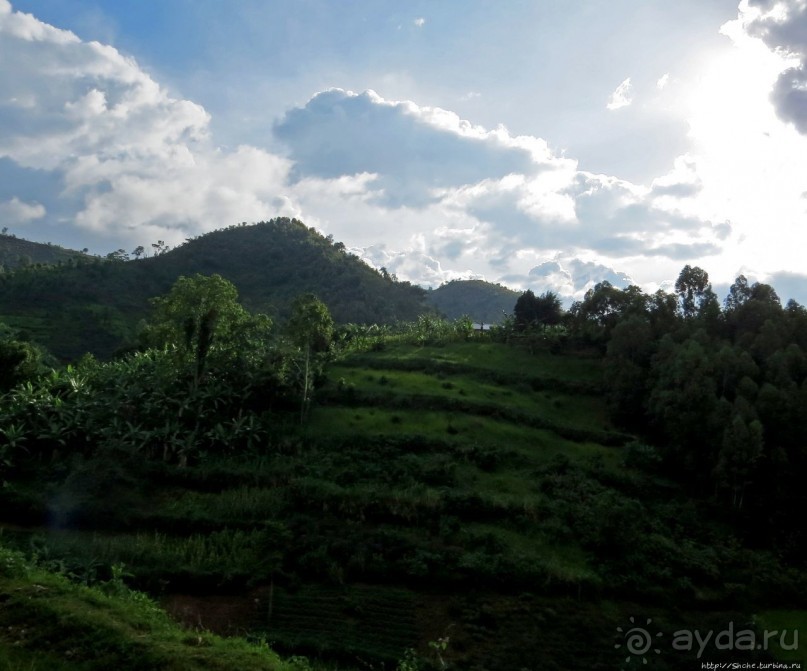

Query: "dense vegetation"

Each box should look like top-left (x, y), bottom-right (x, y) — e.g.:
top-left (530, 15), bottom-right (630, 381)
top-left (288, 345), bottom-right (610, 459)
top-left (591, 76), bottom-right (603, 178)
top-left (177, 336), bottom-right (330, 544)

top-left (0, 545), bottom-right (311, 671)
top-left (0, 230), bottom-right (89, 272)
top-left (563, 266), bottom-right (807, 558)
top-left (425, 280), bottom-right (520, 325)
top-left (0, 219), bottom-right (430, 360)
top-left (1, 242), bottom-right (806, 668)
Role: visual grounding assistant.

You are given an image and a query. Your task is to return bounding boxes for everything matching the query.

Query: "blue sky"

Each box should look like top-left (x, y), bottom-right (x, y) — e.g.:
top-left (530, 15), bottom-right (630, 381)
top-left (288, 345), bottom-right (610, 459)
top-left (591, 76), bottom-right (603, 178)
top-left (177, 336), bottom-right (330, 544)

top-left (2, 0), bottom-right (807, 303)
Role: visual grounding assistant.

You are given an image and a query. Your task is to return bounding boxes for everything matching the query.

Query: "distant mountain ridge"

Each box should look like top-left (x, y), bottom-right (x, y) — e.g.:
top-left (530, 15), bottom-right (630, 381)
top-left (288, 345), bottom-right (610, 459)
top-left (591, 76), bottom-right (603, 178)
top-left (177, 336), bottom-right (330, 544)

top-left (0, 219), bottom-right (432, 360)
top-left (426, 279), bottom-right (520, 324)
top-left (0, 232), bottom-right (89, 271)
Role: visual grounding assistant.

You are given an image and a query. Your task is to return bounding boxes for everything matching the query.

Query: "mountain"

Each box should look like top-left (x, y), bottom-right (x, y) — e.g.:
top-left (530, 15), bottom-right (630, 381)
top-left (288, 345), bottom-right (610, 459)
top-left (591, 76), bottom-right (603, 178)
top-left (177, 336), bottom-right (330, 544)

top-left (426, 279), bottom-right (520, 324)
top-left (0, 232), bottom-right (90, 271)
top-left (0, 218), bottom-right (431, 360)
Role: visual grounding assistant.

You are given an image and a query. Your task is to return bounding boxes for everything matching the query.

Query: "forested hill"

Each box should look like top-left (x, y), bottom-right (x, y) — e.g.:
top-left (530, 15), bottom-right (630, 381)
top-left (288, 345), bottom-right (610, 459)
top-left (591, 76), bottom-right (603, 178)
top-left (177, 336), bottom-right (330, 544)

top-left (0, 218), bottom-right (430, 360)
top-left (426, 279), bottom-right (520, 324)
top-left (0, 232), bottom-right (90, 271)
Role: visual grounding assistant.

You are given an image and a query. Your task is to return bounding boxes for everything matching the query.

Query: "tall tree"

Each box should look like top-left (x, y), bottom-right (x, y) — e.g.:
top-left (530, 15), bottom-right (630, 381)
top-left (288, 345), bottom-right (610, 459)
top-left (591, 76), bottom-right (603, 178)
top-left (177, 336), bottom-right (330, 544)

top-left (285, 293), bottom-right (333, 422)
top-left (725, 275), bottom-right (752, 312)
top-left (604, 316), bottom-right (653, 426)
top-left (714, 413), bottom-right (764, 510)
top-left (675, 265), bottom-right (715, 320)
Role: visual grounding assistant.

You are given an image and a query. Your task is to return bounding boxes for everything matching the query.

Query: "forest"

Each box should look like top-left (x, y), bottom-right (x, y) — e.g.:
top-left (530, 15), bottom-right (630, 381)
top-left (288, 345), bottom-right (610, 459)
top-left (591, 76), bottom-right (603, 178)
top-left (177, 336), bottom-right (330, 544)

top-left (1, 223), bottom-right (806, 670)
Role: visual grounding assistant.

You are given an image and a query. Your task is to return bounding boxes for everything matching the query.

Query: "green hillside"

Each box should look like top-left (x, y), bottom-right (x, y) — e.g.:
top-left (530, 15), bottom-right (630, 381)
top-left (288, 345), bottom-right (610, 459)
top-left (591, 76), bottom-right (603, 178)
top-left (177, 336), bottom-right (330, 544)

top-left (0, 548), bottom-right (309, 671)
top-left (2, 332), bottom-right (802, 669)
top-left (0, 231), bottom-right (89, 271)
top-left (0, 219), bottom-right (430, 360)
top-left (426, 279), bottom-right (520, 324)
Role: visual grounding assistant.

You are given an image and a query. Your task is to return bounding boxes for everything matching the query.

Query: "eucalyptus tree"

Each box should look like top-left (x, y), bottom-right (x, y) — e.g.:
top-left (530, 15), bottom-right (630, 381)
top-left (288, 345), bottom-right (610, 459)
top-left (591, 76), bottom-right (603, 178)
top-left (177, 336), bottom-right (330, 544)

top-left (285, 293), bottom-right (333, 422)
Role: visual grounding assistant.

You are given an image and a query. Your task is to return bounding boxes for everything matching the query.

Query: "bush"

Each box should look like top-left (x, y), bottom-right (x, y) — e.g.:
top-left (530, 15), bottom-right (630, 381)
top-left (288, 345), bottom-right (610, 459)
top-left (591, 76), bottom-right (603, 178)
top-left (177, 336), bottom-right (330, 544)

top-left (0, 544), bottom-right (29, 578)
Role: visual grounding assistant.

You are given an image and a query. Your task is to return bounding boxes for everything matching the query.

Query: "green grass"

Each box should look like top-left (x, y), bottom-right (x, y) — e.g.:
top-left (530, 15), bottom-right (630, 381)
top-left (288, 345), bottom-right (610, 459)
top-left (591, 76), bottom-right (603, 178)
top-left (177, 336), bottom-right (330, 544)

top-left (306, 406), bottom-right (618, 466)
top-left (328, 365), bottom-right (612, 429)
top-left (9, 528), bottom-right (283, 587)
top-left (0, 546), bottom-right (309, 671)
top-left (349, 341), bottom-right (603, 382)
top-left (7, 338), bottom-right (795, 670)
top-left (160, 487), bottom-right (286, 525)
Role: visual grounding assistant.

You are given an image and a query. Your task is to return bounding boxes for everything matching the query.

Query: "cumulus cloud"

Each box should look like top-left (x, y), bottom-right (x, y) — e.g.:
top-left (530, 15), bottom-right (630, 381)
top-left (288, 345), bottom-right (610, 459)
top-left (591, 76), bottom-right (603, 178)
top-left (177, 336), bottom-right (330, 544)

top-left (441, 168), bottom-right (725, 261)
top-left (657, 73), bottom-right (670, 90)
top-left (274, 88), bottom-right (556, 207)
top-left (0, 1), bottom-right (292, 246)
top-left (355, 243), bottom-right (480, 287)
top-left (499, 257), bottom-right (633, 303)
top-left (737, 0), bottom-right (807, 133)
top-left (274, 88), bottom-right (726, 273)
top-left (650, 155), bottom-right (703, 198)
top-left (0, 2), bottom-right (753, 295)
top-left (0, 196), bottom-right (45, 224)
top-left (606, 77), bottom-right (633, 110)
top-left (414, 17), bottom-right (426, 28)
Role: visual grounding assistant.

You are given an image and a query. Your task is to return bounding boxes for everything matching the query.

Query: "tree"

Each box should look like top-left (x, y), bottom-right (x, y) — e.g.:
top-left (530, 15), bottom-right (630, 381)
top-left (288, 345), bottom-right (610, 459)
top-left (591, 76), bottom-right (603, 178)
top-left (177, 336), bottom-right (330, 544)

top-left (604, 316), bottom-right (653, 426)
top-left (514, 290), bottom-right (562, 330)
top-left (675, 265), bottom-right (715, 320)
top-left (726, 281), bottom-right (783, 346)
top-left (144, 274), bottom-right (271, 385)
top-left (647, 335), bottom-right (722, 482)
top-left (151, 240), bottom-right (169, 256)
top-left (132, 246), bottom-right (145, 260)
top-left (725, 275), bottom-right (752, 312)
top-left (568, 281), bottom-right (634, 345)
top-left (648, 289), bottom-right (679, 336)
top-left (106, 249), bottom-right (130, 262)
top-left (714, 413), bottom-right (763, 510)
top-left (285, 293), bottom-right (333, 422)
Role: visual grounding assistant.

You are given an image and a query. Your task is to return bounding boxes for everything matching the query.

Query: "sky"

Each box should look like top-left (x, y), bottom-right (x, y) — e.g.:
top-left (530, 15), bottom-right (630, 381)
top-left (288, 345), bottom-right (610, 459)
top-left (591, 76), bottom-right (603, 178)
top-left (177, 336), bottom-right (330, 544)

top-left (2, 0), bottom-right (807, 304)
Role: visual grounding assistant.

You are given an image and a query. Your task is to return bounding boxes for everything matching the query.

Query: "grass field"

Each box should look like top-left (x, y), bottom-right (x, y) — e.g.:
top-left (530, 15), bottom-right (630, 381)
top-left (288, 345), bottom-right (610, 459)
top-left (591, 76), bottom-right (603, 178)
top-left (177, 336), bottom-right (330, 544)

top-left (2, 339), bottom-right (803, 669)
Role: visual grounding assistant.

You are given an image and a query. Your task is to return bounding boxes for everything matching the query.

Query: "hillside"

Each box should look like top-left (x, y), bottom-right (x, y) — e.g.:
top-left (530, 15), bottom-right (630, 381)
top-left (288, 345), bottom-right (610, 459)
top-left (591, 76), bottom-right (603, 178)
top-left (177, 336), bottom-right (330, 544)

top-left (0, 232), bottom-right (89, 271)
top-left (0, 547), bottom-right (306, 671)
top-left (0, 219), bottom-right (431, 360)
top-left (426, 279), bottom-right (520, 324)
top-left (2, 335), bottom-right (803, 669)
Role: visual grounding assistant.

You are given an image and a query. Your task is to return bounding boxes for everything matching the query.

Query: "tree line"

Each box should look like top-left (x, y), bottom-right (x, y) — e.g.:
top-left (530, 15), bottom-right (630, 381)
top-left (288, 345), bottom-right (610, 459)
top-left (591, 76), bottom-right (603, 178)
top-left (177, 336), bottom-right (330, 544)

top-left (508, 265), bottom-right (807, 558)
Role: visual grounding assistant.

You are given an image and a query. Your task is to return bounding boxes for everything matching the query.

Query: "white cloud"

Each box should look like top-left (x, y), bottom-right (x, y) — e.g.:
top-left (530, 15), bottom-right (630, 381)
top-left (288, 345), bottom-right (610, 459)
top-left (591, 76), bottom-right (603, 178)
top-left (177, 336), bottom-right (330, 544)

top-left (657, 73), bottom-right (670, 89)
top-left (735, 0), bottom-right (807, 133)
top-left (414, 17), bottom-right (425, 28)
top-left (0, 1), bottom-right (293, 247)
top-left (269, 88), bottom-right (728, 296)
top-left (355, 244), bottom-right (479, 287)
top-left (0, 196), bottom-right (45, 224)
top-left (499, 256), bottom-right (633, 304)
top-left (606, 77), bottom-right (633, 110)
top-left (274, 88), bottom-right (559, 208)
top-left (664, 3), bottom-right (807, 284)
top-left (2, 1), bottom-right (807, 305)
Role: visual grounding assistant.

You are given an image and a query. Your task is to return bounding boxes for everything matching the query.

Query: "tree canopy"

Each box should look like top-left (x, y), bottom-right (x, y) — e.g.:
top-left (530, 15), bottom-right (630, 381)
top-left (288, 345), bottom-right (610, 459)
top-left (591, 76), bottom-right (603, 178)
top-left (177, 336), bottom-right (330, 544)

top-left (142, 273), bottom-right (272, 381)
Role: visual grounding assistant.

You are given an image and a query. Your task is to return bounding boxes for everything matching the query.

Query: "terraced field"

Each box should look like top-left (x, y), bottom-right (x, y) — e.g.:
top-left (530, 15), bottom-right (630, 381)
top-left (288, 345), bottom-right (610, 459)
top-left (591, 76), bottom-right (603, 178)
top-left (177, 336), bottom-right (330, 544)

top-left (2, 340), bottom-right (801, 669)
